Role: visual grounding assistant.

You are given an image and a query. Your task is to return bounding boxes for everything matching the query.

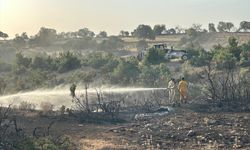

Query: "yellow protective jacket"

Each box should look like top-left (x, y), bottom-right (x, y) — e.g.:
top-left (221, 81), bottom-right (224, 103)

top-left (178, 80), bottom-right (188, 92)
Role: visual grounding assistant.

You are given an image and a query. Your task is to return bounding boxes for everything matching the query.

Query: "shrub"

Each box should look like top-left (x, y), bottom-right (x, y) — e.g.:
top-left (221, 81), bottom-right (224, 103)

top-left (19, 101), bottom-right (36, 111)
top-left (189, 48), bottom-right (213, 67)
top-left (139, 63), bottom-right (171, 86)
top-left (16, 136), bottom-right (75, 150)
top-left (98, 36), bottom-right (124, 51)
top-left (83, 52), bottom-right (113, 69)
top-left (213, 49), bottom-right (237, 70)
top-left (142, 47), bottom-right (165, 65)
top-left (56, 51), bottom-right (81, 73)
top-left (201, 63), bottom-right (250, 110)
top-left (112, 59), bottom-right (140, 84)
top-left (59, 105), bottom-right (66, 115)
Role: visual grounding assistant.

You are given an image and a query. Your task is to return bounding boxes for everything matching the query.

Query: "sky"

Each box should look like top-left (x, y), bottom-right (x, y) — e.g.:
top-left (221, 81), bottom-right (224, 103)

top-left (0, 0), bottom-right (250, 38)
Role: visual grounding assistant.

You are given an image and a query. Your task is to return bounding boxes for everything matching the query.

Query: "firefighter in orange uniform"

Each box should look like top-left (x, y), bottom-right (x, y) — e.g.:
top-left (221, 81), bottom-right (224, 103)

top-left (178, 77), bottom-right (188, 104)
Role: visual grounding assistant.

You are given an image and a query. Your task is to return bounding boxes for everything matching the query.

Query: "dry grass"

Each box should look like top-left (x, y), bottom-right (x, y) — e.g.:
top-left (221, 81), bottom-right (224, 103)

top-left (81, 139), bottom-right (116, 150)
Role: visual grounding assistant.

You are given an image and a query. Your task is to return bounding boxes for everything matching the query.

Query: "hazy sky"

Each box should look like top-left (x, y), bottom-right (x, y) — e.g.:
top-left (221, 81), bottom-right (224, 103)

top-left (0, 0), bottom-right (250, 38)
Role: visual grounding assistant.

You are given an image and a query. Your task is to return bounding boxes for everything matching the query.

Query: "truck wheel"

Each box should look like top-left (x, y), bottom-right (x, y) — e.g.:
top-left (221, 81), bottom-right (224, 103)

top-left (182, 55), bottom-right (188, 60)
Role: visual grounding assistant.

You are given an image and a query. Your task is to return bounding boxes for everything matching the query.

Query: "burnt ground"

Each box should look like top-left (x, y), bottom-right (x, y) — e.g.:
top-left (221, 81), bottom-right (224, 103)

top-left (9, 104), bottom-right (250, 150)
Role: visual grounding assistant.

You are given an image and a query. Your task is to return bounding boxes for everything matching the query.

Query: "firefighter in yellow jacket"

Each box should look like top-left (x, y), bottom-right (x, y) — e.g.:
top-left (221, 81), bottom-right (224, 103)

top-left (178, 77), bottom-right (188, 104)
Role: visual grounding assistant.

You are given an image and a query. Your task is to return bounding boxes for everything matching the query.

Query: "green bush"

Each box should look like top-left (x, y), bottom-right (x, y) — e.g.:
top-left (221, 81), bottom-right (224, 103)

top-left (83, 52), bottom-right (114, 69)
top-left (228, 37), bottom-right (241, 60)
top-left (189, 48), bottom-right (213, 67)
top-left (139, 63), bottom-right (170, 86)
top-left (143, 48), bottom-right (165, 65)
top-left (15, 52), bottom-right (32, 68)
top-left (112, 58), bottom-right (140, 84)
top-left (56, 51), bottom-right (81, 73)
top-left (32, 55), bottom-right (54, 71)
top-left (98, 36), bottom-right (124, 51)
top-left (213, 49), bottom-right (237, 70)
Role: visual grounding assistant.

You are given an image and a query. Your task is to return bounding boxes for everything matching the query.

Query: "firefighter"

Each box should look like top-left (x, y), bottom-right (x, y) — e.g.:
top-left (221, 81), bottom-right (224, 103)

top-left (168, 78), bottom-right (176, 103)
top-left (178, 77), bottom-right (188, 104)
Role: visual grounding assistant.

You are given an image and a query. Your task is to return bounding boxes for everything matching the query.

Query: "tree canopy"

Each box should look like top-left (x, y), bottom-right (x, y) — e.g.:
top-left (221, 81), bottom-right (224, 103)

top-left (132, 24), bottom-right (155, 40)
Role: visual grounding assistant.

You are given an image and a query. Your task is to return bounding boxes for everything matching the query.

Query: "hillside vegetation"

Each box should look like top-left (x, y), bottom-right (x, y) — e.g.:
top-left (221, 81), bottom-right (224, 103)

top-left (122, 32), bottom-right (250, 50)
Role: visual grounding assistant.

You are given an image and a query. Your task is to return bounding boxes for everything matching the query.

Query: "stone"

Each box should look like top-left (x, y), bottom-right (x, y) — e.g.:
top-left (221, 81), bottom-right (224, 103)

top-left (187, 130), bottom-right (196, 137)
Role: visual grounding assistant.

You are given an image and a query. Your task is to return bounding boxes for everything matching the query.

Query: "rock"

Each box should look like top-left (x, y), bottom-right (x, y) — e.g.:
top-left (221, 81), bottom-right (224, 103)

top-left (132, 140), bottom-right (137, 143)
top-left (163, 121), bottom-right (174, 126)
top-left (204, 117), bottom-right (217, 125)
top-left (145, 123), bottom-right (152, 128)
top-left (151, 125), bottom-right (159, 130)
top-left (119, 127), bottom-right (126, 132)
top-left (230, 130), bottom-right (236, 134)
top-left (218, 144), bottom-right (225, 148)
top-left (187, 130), bottom-right (196, 137)
top-left (233, 144), bottom-right (242, 149)
top-left (111, 129), bottom-right (118, 133)
top-left (196, 135), bottom-right (206, 141)
top-left (128, 128), bottom-right (136, 133)
top-left (243, 116), bottom-right (249, 120)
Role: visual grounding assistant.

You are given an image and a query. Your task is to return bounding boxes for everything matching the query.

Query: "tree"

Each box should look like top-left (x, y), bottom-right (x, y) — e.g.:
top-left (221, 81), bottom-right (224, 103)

top-left (226, 22), bottom-right (234, 32)
top-left (163, 28), bottom-right (176, 35)
top-left (168, 28), bottom-right (176, 34)
top-left (15, 52), bottom-right (32, 68)
top-left (119, 30), bottom-right (129, 37)
top-left (217, 21), bottom-right (227, 32)
top-left (189, 48), bottom-right (213, 67)
top-left (56, 51), bottom-right (81, 72)
top-left (239, 21), bottom-right (250, 32)
top-left (21, 32), bottom-right (29, 40)
top-left (97, 31), bottom-right (107, 38)
top-left (175, 26), bottom-right (184, 34)
top-left (208, 23), bottom-right (216, 32)
top-left (228, 37), bottom-right (241, 60)
top-left (84, 52), bottom-right (110, 69)
top-left (191, 24), bottom-right (203, 32)
top-left (112, 59), bottom-right (140, 84)
top-left (153, 24), bottom-right (166, 35)
top-left (213, 49), bottom-right (237, 70)
top-left (124, 31), bottom-right (129, 37)
top-left (240, 41), bottom-right (250, 64)
top-left (31, 55), bottom-right (53, 70)
top-left (0, 31), bottom-right (8, 40)
top-left (185, 28), bottom-right (198, 38)
top-left (143, 47), bottom-right (165, 65)
top-left (139, 63), bottom-right (170, 86)
top-left (217, 21), bottom-right (234, 32)
top-left (13, 34), bottom-right (26, 47)
top-left (77, 28), bottom-right (95, 38)
top-left (98, 36), bottom-right (124, 51)
top-left (31, 27), bottom-right (57, 46)
top-left (133, 24), bottom-right (155, 40)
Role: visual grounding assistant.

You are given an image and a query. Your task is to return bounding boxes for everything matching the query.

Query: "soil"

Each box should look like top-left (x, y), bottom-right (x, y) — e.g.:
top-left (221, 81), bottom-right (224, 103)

top-left (10, 104), bottom-right (250, 150)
